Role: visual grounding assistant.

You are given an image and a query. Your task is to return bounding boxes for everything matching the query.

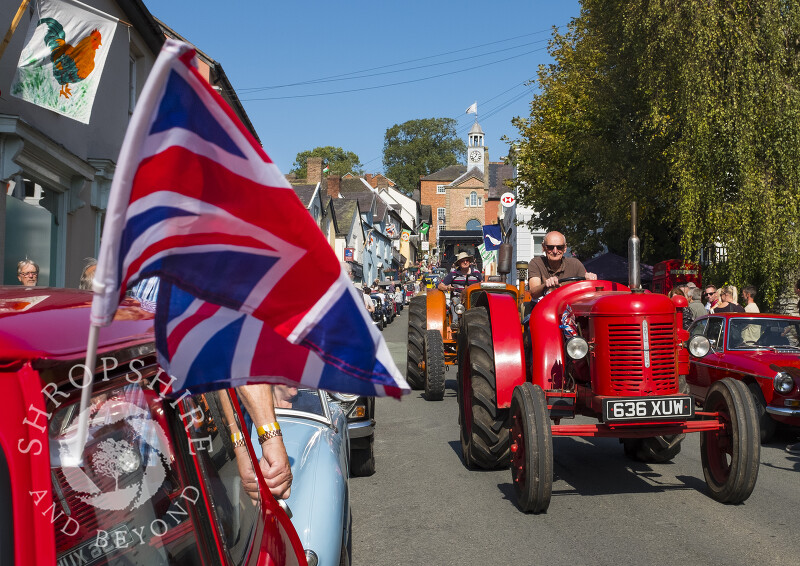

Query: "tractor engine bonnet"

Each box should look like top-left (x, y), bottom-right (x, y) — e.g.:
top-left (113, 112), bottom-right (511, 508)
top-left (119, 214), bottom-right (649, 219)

top-left (570, 290), bottom-right (676, 317)
top-left (570, 292), bottom-right (680, 397)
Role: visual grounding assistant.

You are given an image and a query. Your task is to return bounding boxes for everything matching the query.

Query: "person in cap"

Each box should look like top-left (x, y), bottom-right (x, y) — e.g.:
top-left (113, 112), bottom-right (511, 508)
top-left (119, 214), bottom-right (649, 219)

top-left (438, 251), bottom-right (482, 297)
top-left (527, 231), bottom-right (596, 300)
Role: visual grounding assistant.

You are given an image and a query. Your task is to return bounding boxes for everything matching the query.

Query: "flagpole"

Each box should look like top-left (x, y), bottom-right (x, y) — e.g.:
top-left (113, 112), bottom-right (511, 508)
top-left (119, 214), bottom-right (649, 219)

top-left (63, 324), bottom-right (100, 466)
top-left (0, 0), bottom-right (31, 63)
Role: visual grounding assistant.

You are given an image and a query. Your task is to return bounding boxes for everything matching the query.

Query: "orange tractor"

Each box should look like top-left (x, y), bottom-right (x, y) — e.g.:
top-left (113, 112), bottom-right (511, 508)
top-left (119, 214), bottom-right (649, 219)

top-left (406, 246), bottom-right (527, 401)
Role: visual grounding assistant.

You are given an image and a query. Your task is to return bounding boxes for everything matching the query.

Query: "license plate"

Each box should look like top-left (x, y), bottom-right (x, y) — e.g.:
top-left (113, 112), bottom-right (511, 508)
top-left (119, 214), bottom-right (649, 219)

top-left (603, 396), bottom-right (693, 422)
top-left (57, 524), bottom-right (134, 566)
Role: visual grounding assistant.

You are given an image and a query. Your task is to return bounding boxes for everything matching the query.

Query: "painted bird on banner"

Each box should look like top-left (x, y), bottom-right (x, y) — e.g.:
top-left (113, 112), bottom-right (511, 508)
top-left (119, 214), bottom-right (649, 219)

top-left (91, 39), bottom-right (408, 399)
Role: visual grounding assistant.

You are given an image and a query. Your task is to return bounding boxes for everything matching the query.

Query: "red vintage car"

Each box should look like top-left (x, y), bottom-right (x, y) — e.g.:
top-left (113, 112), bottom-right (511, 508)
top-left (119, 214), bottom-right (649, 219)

top-left (687, 312), bottom-right (800, 442)
top-left (0, 287), bottom-right (304, 565)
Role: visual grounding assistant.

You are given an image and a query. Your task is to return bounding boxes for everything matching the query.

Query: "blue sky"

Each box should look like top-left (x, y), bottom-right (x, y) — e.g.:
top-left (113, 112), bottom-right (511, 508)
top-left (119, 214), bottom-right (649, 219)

top-left (146, 1), bottom-right (582, 181)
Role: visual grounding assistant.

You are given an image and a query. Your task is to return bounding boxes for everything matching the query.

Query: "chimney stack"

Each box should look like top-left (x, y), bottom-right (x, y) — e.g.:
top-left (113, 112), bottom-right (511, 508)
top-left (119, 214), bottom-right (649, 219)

top-left (307, 157), bottom-right (323, 184)
top-left (327, 175), bottom-right (341, 198)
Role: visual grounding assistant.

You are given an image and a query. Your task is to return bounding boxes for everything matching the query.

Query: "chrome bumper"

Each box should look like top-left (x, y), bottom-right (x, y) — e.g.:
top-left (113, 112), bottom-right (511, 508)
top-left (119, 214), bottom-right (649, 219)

top-left (348, 419), bottom-right (375, 439)
top-left (766, 406), bottom-right (800, 417)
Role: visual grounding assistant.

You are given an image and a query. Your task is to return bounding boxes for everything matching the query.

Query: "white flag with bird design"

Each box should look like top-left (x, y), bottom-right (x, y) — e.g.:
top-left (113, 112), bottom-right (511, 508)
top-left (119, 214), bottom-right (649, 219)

top-left (11, 0), bottom-right (118, 123)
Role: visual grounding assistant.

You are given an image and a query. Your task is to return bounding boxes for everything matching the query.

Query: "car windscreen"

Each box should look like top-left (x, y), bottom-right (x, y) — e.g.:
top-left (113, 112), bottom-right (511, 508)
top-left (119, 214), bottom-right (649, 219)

top-left (728, 318), bottom-right (800, 349)
top-left (49, 383), bottom-right (205, 566)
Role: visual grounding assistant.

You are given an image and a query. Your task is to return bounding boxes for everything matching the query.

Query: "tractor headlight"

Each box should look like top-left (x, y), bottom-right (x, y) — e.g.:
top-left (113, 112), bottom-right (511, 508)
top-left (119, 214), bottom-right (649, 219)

top-left (304, 550), bottom-right (319, 566)
top-left (455, 303), bottom-right (466, 315)
top-left (565, 337), bottom-right (589, 360)
top-left (687, 335), bottom-right (711, 357)
top-left (774, 372), bottom-right (794, 394)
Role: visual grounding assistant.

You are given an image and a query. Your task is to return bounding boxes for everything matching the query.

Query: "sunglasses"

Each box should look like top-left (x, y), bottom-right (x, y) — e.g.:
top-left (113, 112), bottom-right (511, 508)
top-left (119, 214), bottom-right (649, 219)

top-left (544, 244), bottom-right (566, 251)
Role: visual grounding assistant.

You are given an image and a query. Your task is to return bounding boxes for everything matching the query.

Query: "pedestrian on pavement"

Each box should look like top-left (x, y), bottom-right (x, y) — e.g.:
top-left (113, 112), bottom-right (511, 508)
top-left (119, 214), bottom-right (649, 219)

top-left (17, 259), bottom-right (38, 286)
top-left (688, 287), bottom-right (707, 321)
top-left (711, 286), bottom-right (745, 313)
top-left (703, 285), bottom-right (719, 312)
top-left (362, 286), bottom-right (375, 313)
top-left (742, 285), bottom-right (759, 313)
top-left (669, 286), bottom-right (694, 329)
top-left (79, 258), bottom-right (97, 290)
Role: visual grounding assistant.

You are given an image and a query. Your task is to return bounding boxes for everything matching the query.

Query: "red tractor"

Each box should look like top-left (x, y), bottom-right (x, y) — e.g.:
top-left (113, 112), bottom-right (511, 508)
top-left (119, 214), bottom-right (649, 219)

top-left (457, 206), bottom-right (760, 513)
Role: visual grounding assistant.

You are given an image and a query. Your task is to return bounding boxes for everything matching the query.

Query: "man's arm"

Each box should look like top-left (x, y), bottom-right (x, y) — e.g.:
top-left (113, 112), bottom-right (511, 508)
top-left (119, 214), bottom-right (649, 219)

top-left (528, 274), bottom-right (560, 299)
top-left (237, 384), bottom-right (292, 499)
top-left (437, 273), bottom-right (454, 292)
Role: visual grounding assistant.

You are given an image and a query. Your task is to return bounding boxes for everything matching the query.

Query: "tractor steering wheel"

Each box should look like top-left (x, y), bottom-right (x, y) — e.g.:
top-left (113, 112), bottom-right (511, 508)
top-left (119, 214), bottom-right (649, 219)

top-left (542, 276), bottom-right (586, 297)
top-left (557, 276), bottom-right (586, 284)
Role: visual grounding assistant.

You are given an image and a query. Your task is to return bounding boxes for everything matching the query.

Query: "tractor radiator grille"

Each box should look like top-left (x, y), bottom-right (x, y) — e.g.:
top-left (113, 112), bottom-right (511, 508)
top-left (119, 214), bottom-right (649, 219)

top-left (607, 322), bottom-right (675, 394)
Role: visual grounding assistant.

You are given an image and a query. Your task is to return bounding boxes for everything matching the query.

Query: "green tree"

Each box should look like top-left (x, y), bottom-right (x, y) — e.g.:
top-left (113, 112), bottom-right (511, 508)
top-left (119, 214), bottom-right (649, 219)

top-left (383, 118), bottom-right (466, 193)
top-left (291, 146), bottom-right (363, 179)
top-left (512, 0), bottom-right (800, 304)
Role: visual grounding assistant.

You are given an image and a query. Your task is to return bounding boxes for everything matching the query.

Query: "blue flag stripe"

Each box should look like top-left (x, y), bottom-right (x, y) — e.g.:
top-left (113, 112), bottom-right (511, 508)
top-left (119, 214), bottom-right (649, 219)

top-left (150, 70), bottom-right (245, 158)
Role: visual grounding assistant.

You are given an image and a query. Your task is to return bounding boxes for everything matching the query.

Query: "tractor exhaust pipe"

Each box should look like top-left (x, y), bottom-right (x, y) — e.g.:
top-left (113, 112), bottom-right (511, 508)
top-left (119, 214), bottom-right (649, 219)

top-left (628, 201), bottom-right (641, 290)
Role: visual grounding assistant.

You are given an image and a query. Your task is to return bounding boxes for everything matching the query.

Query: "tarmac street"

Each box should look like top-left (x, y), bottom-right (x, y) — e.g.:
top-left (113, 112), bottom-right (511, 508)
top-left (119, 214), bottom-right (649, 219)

top-left (350, 307), bottom-right (800, 566)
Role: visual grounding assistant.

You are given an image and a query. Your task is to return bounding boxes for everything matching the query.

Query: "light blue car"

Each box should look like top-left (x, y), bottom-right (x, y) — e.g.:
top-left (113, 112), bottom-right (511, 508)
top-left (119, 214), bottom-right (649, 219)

top-left (252, 388), bottom-right (352, 566)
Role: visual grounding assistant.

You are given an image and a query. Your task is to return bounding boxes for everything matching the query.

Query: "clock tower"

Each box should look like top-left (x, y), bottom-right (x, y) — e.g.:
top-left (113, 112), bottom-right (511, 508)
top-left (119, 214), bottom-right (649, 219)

top-left (467, 121), bottom-right (485, 174)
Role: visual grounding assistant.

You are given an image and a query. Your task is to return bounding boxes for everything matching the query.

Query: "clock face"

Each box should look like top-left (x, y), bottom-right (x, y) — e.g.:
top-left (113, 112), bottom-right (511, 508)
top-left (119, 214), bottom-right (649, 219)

top-left (469, 150), bottom-right (482, 163)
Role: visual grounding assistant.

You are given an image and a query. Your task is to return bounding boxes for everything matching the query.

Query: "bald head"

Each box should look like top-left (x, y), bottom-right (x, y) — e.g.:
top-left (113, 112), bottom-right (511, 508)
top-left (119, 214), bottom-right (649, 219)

top-left (544, 231), bottom-right (566, 247)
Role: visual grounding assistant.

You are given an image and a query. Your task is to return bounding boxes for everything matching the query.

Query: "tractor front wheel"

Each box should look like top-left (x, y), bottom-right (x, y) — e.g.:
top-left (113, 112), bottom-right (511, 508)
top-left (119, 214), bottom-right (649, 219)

top-left (458, 307), bottom-right (510, 469)
top-left (406, 296), bottom-right (427, 389)
top-left (424, 330), bottom-right (445, 401)
top-left (701, 378), bottom-right (760, 504)
top-left (510, 382), bottom-right (553, 513)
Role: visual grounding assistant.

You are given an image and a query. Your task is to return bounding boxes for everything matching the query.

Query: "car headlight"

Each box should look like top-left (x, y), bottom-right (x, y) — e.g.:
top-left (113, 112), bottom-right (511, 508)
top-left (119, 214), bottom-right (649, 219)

top-left (331, 392), bottom-right (359, 403)
top-left (687, 335), bottom-right (711, 357)
top-left (774, 372), bottom-right (794, 394)
top-left (565, 337), bottom-right (589, 360)
top-left (304, 550), bottom-right (319, 566)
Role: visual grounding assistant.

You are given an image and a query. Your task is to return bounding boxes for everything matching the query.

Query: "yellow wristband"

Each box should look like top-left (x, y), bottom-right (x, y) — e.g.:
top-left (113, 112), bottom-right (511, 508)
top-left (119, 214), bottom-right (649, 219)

top-left (230, 432), bottom-right (245, 448)
top-left (256, 422), bottom-right (280, 436)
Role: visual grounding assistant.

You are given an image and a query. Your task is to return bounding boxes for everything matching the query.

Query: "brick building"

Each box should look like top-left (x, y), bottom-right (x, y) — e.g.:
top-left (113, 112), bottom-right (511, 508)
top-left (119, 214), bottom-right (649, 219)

top-left (418, 120), bottom-right (514, 270)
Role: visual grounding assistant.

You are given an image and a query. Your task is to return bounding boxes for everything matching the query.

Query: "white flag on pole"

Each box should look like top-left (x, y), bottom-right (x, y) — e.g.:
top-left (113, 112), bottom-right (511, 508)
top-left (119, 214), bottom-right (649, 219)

top-left (466, 101), bottom-right (478, 115)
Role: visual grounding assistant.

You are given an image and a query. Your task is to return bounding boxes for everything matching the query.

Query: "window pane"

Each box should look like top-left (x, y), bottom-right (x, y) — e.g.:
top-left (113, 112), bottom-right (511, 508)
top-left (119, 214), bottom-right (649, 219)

top-left (4, 189), bottom-right (55, 285)
top-left (183, 391), bottom-right (260, 564)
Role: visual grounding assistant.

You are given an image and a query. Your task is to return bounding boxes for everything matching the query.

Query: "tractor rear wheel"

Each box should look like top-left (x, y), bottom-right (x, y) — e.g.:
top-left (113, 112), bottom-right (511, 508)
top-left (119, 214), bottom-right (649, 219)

top-left (458, 306), bottom-right (510, 469)
top-left (510, 382), bottom-right (553, 513)
top-left (406, 296), bottom-right (427, 389)
top-left (701, 378), bottom-right (760, 504)
top-left (424, 330), bottom-right (445, 401)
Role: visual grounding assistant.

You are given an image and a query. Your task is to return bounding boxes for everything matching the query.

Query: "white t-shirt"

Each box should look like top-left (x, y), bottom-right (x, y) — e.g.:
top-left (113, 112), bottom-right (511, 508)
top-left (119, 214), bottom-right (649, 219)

top-left (744, 302), bottom-right (759, 313)
top-left (363, 293), bottom-right (374, 311)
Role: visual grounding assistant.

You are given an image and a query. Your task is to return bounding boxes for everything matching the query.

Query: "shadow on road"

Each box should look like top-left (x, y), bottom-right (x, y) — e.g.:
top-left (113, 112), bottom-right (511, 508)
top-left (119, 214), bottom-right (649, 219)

top-left (496, 435), bottom-right (709, 510)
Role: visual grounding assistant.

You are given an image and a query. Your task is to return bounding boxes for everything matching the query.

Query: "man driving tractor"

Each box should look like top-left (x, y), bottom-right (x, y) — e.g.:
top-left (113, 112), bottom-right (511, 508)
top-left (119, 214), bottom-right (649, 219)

top-left (527, 231), bottom-right (597, 299)
top-left (438, 251), bottom-right (483, 296)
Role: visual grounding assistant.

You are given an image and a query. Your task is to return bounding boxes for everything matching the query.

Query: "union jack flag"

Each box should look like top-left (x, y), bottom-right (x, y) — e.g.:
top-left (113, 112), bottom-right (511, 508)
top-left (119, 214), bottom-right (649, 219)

top-left (91, 40), bottom-right (408, 398)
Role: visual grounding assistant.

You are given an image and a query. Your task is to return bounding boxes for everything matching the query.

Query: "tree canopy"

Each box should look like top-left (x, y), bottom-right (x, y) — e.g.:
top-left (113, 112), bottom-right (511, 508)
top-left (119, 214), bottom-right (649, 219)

top-left (383, 118), bottom-right (466, 193)
top-left (511, 0), bottom-right (800, 304)
top-left (291, 146), bottom-right (363, 179)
